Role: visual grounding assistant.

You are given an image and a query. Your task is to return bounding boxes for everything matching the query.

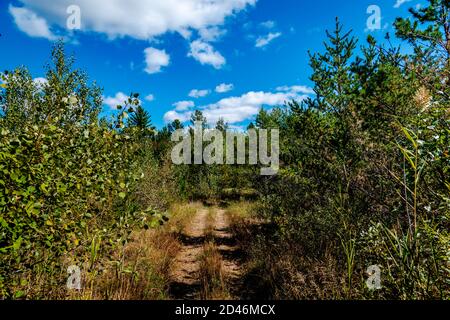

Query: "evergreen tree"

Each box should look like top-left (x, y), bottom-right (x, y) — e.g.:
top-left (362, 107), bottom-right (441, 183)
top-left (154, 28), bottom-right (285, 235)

top-left (168, 119), bottom-right (184, 133)
top-left (190, 110), bottom-right (208, 129)
top-left (129, 105), bottom-right (150, 130)
top-left (215, 118), bottom-right (229, 132)
top-left (308, 18), bottom-right (358, 114)
top-left (395, 0), bottom-right (450, 94)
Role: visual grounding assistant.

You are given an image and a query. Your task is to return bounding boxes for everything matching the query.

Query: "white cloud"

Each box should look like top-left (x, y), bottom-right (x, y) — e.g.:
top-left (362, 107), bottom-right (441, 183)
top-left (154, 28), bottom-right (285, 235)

top-left (189, 89), bottom-right (210, 98)
top-left (144, 47), bottom-right (170, 74)
top-left (9, 5), bottom-right (56, 40)
top-left (173, 100), bottom-right (195, 111)
top-left (12, 0), bottom-right (257, 70)
top-left (188, 40), bottom-right (226, 69)
top-left (260, 20), bottom-right (275, 29)
top-left (145, 94), bottom-right (155, 102)
top-left (199, 26), bottom-right (227, 42)
top-left (164, 110), bottom-right (192, 123)
top-left (276, 85), bottom-right (314, 95)
top-left (12, 0), bottom-right (256, 40)
top-left (255, 32), bottom-right (282, 48)
top-left (103, 92), bottom-right (130, 109)
top-left (164, 87), bottom-right (311, 125)
top-left (200, 91), bottom-right (301, 123)
top-left (178, 28), bottom-right (193, 40)
top-left (215, 83), bottom-right (234, 93)
top-left (394, 0), bottom-right (412, 8)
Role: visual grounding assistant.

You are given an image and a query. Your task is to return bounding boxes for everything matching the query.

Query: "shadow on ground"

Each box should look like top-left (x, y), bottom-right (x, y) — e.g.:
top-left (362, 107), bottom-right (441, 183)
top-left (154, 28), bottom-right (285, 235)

top-left (168, 207), bottom-right (277, 300)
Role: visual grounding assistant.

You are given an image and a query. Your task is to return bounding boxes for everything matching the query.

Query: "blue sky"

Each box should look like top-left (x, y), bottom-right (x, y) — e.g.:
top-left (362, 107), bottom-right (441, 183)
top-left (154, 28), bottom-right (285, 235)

top-left (0, 0), bottom-right (420, 129)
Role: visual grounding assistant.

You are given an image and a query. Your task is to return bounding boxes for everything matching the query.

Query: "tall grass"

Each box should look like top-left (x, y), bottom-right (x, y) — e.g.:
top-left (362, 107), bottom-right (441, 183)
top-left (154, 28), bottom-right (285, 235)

top-left (199, 208), bottom-right (230, 300)
top-left (44, 203), bottom-right (203, 300)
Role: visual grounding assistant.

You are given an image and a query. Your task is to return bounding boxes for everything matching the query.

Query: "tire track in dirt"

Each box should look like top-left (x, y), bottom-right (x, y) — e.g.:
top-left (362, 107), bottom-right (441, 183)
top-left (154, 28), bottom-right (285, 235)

top-left (213, 209), bottom-right (244, 297)
top-left (168, 206), bottom-right (244, 300)
top-left (169, 208), bottom-right (208, 299)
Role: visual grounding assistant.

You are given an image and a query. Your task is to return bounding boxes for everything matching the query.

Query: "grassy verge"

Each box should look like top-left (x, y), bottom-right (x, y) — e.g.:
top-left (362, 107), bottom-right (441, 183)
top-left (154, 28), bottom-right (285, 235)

top-left (64, 202), bottom-right (201, 300)
top-left (228, 202), bottom-right (347, 300)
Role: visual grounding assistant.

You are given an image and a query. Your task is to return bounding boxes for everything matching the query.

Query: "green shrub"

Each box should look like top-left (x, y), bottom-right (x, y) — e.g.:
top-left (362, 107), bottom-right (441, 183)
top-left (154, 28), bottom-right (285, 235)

top-left (0, 43), bottom-right (165, 299)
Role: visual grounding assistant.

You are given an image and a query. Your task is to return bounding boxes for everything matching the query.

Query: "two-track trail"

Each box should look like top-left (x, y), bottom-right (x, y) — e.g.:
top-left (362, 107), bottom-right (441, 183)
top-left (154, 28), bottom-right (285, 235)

top-left (168, 206), bottom-right (244, 300)
top-left (213, 209), bottom-right (244, 293)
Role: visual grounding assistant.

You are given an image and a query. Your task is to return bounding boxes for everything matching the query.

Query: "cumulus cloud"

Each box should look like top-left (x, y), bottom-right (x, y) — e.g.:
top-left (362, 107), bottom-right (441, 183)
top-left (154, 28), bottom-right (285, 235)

top-left (164, 87), bottom-right (311, 124)
top-left (199, 26), bottom-right (227, 42)
top-left (12, 0), bottom-right (256, 40)
top-left (144, 47), bottom-right (170, 74)
top-left (145, 94), bottom-right (155, 102)
top-left (188, 40), bottom-right (226, 69)
top-left (9, 5), bottom-right (56, 40)
top-left (164, 110), bottom-right (192, 123)
top-left (255, 32), bottom-right (282, 48)
top-left (12, 1), bottom-right (257, 70)
top-left (189, 89), bottom-right (210, 98)
top-left (173, 100), bottom-right (195, 111)
top-left (103, 92), bottom-right (130, 109)
top-left (276, 85), bottom-right (314, 95)
top-left (200, 91), bottom-right (301, 123)
top-left (215, 83), bottom-right (234, 93)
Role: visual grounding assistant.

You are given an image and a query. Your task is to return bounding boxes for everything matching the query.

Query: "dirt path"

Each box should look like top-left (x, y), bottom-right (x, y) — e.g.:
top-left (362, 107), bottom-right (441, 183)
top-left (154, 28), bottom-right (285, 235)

top-left (213, 209), bottom-right (244, 293)
top-left (169, 208), bottom-right (209, 299)
top-left (168, 206), bottom-right (244, 300)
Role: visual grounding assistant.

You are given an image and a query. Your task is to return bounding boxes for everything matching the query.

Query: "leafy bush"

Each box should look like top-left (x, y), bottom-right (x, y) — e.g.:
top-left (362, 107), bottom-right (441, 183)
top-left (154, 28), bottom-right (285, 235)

top-left (0, 43), bottom-right (164, 299)
top-left (252, 3), bottom-right (450, 299)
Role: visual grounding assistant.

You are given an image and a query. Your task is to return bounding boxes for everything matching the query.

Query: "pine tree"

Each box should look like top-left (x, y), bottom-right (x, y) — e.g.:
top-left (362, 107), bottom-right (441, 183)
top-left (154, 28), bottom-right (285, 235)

top-left (395, 0), bottom-right (450, 54)
top-left (308, 17), bottom-right (358, 114)
top-left (129, 105), bottom-right (155, 139)
top-left (168, 119), bottom-right (184, 133)
top-left (190, 110), bottom-right (208, 129)
top-left (129, 105), bottom-right (150, 129)
top-left (215, 118), bottom-right (229, 132)
top-left (395, 0), bottom-right (450, 94)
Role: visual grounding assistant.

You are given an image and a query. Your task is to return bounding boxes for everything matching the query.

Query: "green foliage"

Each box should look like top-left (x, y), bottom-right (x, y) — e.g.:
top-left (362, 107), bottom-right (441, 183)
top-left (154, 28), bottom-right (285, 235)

top-left (0, 44), bottom-right (166, 299)
top-left (395, 0), bottom-right (450, 96)
top-left (253, 2), bottom-right (449, 299)
top-left (308, 18), bottom-right (358, 114)
top-left (0, 0), bottom-right (449, 300)
top-left (129, 104), bottom-right (156, 138)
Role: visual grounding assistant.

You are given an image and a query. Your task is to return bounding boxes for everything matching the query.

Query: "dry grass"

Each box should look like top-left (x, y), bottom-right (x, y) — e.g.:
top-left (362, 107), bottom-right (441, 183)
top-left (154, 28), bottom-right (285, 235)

top-left (198, 208), bottom-right (231, 300)
top-left (257, 245), bottom-right (346, 300)
top-left (227, 201), bottom-right (347, 300)
top-left (167, 202), bottom-right (204, 235)
top-left (199, 242), bottom-right (230, 300)
top-left (56, 201), bottom-right (349, 301)
top-left (64, 202), bottom-right (203, 300)
top-left (85, 229), bottom-right (179, 300)
top-left (227, 201), bottom-right (255, 220)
